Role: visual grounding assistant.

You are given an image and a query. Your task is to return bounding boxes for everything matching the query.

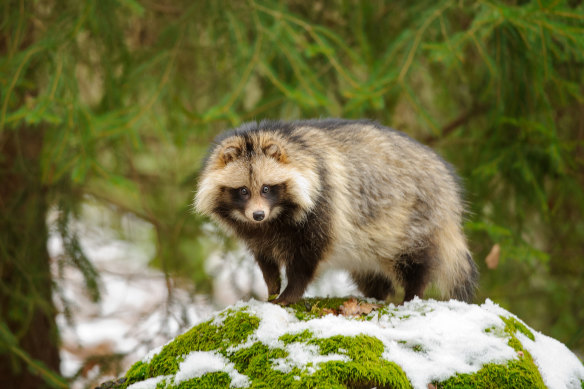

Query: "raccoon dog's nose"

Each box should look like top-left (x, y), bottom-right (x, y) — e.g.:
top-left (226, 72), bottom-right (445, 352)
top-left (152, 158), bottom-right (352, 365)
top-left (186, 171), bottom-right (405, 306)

top-left (253, 211), bottom-right (265, 221)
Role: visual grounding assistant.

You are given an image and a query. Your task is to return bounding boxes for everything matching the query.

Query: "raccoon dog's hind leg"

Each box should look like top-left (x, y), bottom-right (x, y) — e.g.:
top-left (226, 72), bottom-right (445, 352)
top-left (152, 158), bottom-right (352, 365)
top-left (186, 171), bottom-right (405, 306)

top-left (395, 248), bottom-right (434, 303)
top-left (351, 271), bottom-right (395, 301)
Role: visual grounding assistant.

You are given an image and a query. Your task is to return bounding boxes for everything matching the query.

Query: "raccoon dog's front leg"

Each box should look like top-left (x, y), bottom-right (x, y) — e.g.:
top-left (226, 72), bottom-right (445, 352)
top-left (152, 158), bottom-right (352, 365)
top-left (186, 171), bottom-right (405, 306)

top-left (255, 253), bottom-right (281, 300)
top-left (271, 252), bottom-right (319, 305)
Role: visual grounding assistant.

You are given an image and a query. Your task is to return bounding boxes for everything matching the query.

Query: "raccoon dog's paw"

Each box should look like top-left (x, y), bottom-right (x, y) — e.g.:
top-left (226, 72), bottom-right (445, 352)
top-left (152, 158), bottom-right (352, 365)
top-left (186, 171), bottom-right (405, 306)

top-left (270, 297), bottom-right (291, 306)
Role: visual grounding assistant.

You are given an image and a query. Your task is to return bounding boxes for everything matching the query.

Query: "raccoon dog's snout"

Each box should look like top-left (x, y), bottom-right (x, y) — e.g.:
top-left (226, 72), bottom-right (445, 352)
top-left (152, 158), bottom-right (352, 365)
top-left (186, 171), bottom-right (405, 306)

top-left (253, 210), bottom-right (265, 221)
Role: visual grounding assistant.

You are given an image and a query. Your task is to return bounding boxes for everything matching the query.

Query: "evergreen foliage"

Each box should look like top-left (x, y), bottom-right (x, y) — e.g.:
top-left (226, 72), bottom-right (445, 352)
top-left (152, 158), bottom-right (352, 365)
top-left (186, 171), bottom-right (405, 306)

top-left (1, 0), bottom-right (583, 385)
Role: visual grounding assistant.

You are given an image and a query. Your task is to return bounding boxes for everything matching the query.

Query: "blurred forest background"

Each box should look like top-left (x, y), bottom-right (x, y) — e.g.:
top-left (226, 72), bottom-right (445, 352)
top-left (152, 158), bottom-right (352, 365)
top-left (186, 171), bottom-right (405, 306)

top-left (1, 0), bottom-right (583, 387)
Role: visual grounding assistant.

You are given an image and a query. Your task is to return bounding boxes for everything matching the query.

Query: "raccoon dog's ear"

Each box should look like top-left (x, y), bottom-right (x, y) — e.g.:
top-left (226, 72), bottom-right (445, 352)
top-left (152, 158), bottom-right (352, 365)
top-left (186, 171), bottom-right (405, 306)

top-left (220, 145), bottom-right (241, 165)
top-left (263, 143), bottom-right (287, 163)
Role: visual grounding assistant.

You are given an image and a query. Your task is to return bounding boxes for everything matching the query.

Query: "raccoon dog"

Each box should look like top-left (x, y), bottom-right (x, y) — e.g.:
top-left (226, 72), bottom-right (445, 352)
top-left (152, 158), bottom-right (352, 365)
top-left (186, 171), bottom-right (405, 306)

top-left (195, 119), bottom-right (478, 305)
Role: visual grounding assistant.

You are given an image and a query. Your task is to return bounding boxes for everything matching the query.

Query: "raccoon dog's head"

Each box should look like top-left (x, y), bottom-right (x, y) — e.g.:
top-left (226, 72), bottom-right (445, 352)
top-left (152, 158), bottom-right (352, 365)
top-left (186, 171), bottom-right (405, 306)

top-left (195, 127), bottom-right (320, 227)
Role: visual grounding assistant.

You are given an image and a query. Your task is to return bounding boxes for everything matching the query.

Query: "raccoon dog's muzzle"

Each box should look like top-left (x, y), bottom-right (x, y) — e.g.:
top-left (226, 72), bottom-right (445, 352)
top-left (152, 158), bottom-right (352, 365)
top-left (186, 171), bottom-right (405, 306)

top-left (245, 199), bottom-right (270, 223)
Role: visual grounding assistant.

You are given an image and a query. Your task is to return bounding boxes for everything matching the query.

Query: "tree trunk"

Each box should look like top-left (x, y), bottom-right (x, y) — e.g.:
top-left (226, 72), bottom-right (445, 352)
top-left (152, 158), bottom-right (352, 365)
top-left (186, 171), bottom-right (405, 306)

top-left (0, 126), bottom-right (61, 388)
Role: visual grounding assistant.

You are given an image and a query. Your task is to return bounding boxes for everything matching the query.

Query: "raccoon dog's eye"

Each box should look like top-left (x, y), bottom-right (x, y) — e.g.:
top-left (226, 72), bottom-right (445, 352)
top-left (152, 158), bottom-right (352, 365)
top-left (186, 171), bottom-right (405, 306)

top-left (239, 187), bottom-right (249, 196)
top-left (261, 185), bottom-right (270, 194)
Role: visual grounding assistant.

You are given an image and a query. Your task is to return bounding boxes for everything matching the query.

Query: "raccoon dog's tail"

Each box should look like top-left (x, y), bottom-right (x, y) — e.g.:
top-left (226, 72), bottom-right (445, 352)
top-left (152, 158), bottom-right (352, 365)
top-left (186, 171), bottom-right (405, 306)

top-left (433, 219), bottom-right (479, 303)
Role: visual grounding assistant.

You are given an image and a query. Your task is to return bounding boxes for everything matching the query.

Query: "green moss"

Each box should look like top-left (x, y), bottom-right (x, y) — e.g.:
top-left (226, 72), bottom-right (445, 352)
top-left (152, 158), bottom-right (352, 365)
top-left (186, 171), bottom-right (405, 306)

top-left (232, 342), bottom-right (288, 373)
top-left (288, 297), bottom-right (349, 320)
top-left (308, 359), bottom-right (412, 389)
top-left (481, 316), bottom-right (532, 353)
top-left (124, 361), bottom-right (148, 385)
top-left (170, 372), bottom-right (231, 388)
top-left (395, 340), bottom-right (426, 353)
top-left (500, 316), bottom-right (535, 341)
top-left (507, 337), bottom-right (524, 352)
top-left (483, 325), bottom-right (505, 337)
top-left (230, 341), bottom-right (294, 386)
top-left (233, 327), bottom-right (412, 388)
top-left (151, 310), bottom-right (258, 375)
top-left (378, 304), bottom-right (398, 314)
top-left (309, 334), bottom-right (384, 360)
top-left (301, 334), bottom-right (412, 388)
top-left (436, 358), bottom-right (545, 389)
top-left (437, 315), bottom-right (545, 388)
top-left (123, 310), bottom-right (259, 387)
top-left (279, 329), bottom-right (314, 345)
top-left (483, 316), bottom-right (533, 351)
top-left (411, 344), bottom-right (424, 353)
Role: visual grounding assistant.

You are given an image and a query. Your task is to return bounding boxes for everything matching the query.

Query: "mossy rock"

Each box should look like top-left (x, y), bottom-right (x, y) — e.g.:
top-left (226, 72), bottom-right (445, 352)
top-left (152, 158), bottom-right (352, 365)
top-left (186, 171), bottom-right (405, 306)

top-left (115, 298), bottom-right (584, 389)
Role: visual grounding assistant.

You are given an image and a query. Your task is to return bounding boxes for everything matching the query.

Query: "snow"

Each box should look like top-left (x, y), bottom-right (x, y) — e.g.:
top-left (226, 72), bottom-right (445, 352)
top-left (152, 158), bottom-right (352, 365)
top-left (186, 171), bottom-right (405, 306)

top-left (482, 299), bottom-right (584, 388)
top-left (125, 351), bottom-right (250, 389)
top-left (271, 342), bottom-right (349, 374)
top-left (48, 203), bottom-right (216, 388)
top-left (125, 375), bottom-right (169, 389)
top-left (236, 299), bottom-right (517, 388)
top-left (174, 351), bottom-right (249, 388)
top-left (137, 298), bottom-right (584, 389)
top-left (519, 331), bottom-right (584, 389)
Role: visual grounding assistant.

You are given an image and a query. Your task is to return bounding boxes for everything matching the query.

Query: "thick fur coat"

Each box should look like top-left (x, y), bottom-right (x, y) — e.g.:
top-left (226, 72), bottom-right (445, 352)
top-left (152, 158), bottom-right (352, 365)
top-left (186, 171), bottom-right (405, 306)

top-left (195, 119), bottom-right (478, 304)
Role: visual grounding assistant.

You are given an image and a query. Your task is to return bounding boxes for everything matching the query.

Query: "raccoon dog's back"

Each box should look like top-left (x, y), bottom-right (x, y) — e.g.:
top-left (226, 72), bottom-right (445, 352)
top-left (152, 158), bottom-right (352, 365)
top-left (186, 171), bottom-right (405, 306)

top-left (195, 119), bottom-right (478, 305)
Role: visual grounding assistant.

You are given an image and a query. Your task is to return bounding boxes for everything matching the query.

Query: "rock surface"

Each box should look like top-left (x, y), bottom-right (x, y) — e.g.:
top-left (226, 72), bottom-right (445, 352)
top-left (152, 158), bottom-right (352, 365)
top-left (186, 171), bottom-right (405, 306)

top-left (111, 298), bottom-right (584, 389)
